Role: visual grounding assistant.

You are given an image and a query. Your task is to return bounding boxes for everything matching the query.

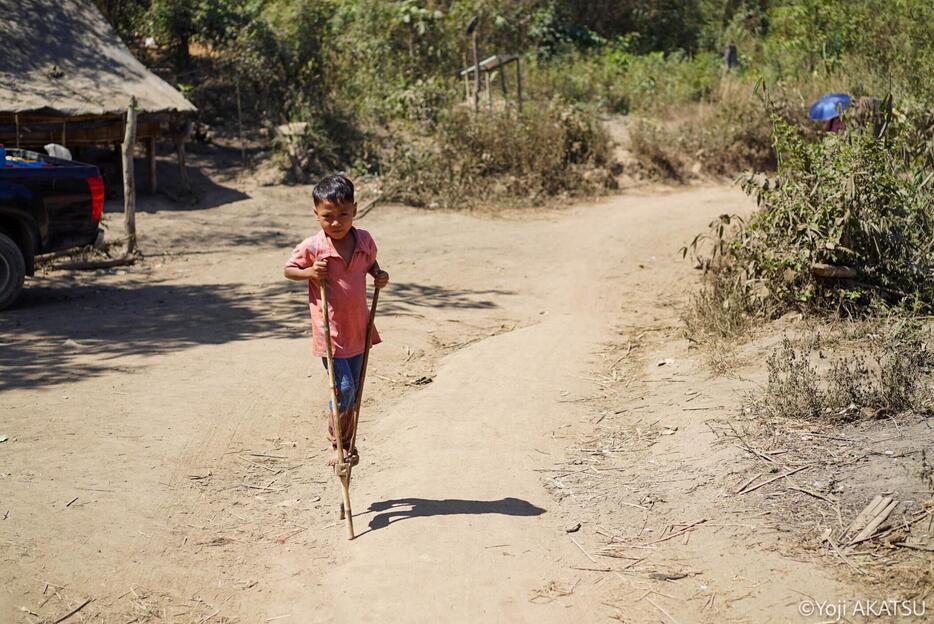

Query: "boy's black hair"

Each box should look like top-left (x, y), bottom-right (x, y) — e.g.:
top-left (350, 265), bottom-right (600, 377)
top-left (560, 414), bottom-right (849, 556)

top-left (312, 174), bottom-right (355, 207)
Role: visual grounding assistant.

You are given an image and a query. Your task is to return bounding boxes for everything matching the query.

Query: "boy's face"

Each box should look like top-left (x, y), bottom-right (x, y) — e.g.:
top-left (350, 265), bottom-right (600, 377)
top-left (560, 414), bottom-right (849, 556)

top-left (314, 199), bottom-right (357, 240)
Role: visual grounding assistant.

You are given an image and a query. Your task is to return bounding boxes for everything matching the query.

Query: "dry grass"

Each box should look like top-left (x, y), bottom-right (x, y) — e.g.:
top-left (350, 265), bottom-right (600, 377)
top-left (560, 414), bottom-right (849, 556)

top-left (681, 270), bottom-right (762, 375)
top-left (628, 79), bottom-right (777, 180)
top-left (749, 320), bottom-right (934, 423)
top-left (376, 102), bottom-right (615, 209)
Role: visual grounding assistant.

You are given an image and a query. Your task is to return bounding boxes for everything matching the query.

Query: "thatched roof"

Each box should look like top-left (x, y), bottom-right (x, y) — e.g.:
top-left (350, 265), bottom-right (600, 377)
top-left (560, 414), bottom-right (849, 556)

top-left (0, 0), bottom-right (195, 118)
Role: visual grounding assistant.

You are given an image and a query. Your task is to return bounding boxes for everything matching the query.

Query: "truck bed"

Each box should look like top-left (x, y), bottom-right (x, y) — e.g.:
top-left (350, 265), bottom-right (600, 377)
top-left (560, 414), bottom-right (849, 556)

top-left (1, 148), bottom-right (100, 179)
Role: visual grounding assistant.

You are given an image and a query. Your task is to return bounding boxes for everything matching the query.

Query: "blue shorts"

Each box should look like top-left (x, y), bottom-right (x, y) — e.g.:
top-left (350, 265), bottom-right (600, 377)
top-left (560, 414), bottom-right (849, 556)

top-left (322, 354), bottom-right (364, 413)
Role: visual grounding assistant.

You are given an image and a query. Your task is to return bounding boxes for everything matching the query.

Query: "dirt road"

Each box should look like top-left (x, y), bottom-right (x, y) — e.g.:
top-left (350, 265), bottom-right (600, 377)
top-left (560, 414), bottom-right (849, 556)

top-left (1, 184), bottom-right (864, 622)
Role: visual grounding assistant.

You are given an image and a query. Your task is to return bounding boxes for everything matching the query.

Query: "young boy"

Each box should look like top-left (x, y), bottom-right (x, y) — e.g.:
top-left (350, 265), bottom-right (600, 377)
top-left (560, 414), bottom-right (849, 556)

top-left (284, 175), bottom-right (389, 463)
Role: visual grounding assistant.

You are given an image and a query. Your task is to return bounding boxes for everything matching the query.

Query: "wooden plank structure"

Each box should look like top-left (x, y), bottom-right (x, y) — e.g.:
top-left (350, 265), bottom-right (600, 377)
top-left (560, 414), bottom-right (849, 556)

top-left (459, 54), bottom-right (523, 112)
top-left (0, 0), bottom-right (197, 193)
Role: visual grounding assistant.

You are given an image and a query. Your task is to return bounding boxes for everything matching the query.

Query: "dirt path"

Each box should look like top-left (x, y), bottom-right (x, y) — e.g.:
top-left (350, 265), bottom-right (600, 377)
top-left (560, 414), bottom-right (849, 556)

top-left (1, 185), bottom-right (864, 622)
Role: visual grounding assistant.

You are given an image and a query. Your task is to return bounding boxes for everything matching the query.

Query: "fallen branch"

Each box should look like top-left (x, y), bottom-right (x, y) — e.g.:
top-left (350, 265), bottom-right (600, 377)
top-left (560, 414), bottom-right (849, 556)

top-left (640, 519), bottom-right (707, 546)
top-left (824, 536), bottom-right (867, 576)
top-left (570, 536), bottom-right (598, 563)
top-left (237, 483), bottom-right (285, 492)
top-left (571, 566), bottom-right (612, 572)
top-left (893, 542), bottom-right (934, 552)
top-left (51, 254), bottom-right (137, 271)
top-left (786, 484), bottom-right (836, 504)
top-left (738, 465), bottom-right (810, 494)
top-left (732, 443), bottom-right (776, 463)
top-left (865, 509), bottom-right (931, 542)
top-left (849, 498), bottom-right (898, 545)
top-left (812, 263), bottom-right (858, 279)
top-left (735, 472), bottom-right (764, 495)
top-left (51, 598), bottom-right (92, 624)
top-left (644, 595), bottom-right (681, 624)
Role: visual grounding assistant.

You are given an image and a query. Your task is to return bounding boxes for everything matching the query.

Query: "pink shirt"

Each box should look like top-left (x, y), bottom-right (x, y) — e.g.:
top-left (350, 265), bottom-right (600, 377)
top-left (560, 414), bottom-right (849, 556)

top-left (285, 227), bottom-right (382, 358)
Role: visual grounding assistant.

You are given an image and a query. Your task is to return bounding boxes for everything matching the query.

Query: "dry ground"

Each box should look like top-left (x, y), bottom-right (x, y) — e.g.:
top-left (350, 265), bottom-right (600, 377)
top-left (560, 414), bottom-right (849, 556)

top-left (0, 174), bottom-right (930, 623)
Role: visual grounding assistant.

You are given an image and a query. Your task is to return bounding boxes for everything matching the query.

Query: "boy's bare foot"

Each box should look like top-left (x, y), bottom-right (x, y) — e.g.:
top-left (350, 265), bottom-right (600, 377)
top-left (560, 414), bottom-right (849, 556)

top-left (326, 448), bottom-right (360, 467)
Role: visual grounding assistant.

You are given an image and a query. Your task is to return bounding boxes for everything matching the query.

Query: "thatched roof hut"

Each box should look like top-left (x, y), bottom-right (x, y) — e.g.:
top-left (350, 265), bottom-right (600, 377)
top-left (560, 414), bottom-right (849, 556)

top-left (0, 0), bottom-right (196, 189)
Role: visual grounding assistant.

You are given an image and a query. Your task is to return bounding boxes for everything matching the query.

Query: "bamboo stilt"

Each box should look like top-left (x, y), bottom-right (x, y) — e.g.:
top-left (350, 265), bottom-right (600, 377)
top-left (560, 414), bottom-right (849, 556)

top-left (320, 281), bottom-right (354, 539)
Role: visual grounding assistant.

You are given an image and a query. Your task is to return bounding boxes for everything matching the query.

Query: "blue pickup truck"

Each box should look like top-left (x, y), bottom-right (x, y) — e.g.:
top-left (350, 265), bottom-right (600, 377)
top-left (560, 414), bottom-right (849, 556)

top-left (0, 147), bottom-right (105, 309)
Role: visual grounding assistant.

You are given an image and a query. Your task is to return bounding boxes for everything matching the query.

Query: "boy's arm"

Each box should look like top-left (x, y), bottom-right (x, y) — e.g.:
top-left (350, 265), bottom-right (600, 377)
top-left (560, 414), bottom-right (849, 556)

top-left (285, 259), bottom-right (329, 282)
top-left (284, 265), bottom-right (314, 281)
top-left (284, 242), bottom-right (328, 282)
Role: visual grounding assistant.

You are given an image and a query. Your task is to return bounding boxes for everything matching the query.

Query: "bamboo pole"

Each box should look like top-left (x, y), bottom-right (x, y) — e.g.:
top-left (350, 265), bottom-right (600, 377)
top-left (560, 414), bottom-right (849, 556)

top-left (122, 97), bottom-right (138, 254)
top-left (349, 286), bottom-right (380, 455)
top-left (320, 281), bottom-right (354, 539)
top-left (471, 30), bottom-right (480, 114)
top-left (486, 72), bottom-right (492, 110)
top-left (516, 57), bottom-right (523, 112)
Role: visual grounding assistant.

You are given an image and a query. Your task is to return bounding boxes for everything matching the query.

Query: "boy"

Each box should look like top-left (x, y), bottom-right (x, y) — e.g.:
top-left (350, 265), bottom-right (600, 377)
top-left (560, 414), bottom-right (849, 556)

top-left (284, 175), bottom-right (389, 463)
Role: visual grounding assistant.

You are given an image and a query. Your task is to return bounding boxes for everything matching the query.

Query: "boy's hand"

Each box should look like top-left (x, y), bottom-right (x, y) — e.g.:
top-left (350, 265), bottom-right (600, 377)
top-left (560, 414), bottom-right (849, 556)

top-left (309, 258), bottom-right (328, 281)
top-left (373, 270), bottom-right (389, 289)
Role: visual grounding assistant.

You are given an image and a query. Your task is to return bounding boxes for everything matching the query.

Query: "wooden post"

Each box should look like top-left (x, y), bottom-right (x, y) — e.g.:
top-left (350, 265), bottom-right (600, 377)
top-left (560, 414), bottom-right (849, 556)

top-left (516, 57), bottom-right (523, 112)
top-left (236, 78), bottom-right (245, 166)
top-left (464, 74), bottom-right (470, 103)
top-left (723, 43), bottom-right (739, 73)
top-left (122, 97), bottom-right (138, 255)
top-left (146, 137), bottom-right (157, 195)
top-left (173, 118), bottom-right (192, 191)
top-left (113, 142), bottom-right (123, 182)
top-left (499, 66), bottom-right (508, 97)
top-left (471, 30), bottom-right (480, 114)
top-left (486, 71), bottom-right (492, 110)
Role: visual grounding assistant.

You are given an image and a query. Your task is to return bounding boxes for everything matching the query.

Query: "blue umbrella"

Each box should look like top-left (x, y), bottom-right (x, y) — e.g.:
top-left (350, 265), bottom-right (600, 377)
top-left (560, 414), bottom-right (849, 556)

top-left (809, 93), bottom-right (852, 121)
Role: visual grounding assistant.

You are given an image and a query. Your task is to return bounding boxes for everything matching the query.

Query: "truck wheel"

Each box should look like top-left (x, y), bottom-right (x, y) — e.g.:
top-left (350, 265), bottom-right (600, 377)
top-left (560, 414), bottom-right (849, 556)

top-left (0, 233), bottom-right (26, 311)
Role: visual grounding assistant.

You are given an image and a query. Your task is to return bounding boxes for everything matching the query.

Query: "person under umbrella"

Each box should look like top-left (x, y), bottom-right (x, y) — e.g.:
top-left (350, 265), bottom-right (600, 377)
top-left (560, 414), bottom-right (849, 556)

top-left (809, 93), bottom-right (851, 133)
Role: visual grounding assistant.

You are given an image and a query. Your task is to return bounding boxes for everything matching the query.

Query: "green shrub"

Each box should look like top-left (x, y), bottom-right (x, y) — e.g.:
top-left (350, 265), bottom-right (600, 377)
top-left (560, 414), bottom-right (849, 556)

top-left (687, 113), bottom-right (934, 316)
top-left (527, 40), bottom-right (720, 115)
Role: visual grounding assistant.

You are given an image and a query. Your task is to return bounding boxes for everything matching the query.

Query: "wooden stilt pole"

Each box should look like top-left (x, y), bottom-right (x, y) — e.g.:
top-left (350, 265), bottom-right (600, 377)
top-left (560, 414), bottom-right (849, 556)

top-left (349, 285), bottom-right (380, 458)
top-left (320, 281), bottom-right (354, 540)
